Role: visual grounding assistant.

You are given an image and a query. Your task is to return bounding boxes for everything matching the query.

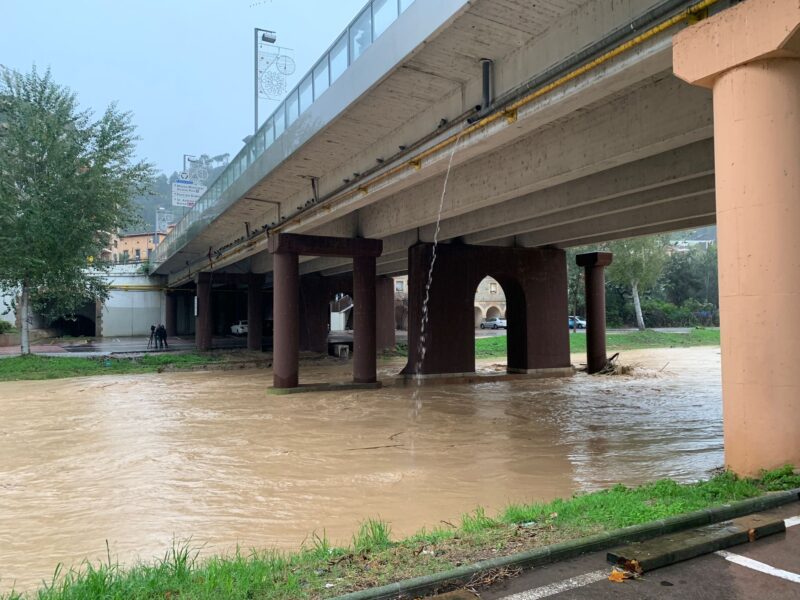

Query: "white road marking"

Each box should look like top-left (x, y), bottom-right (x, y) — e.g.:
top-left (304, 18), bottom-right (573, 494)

top-left (785, 516), bottom-right (800, 528)
top-left (498, 569), bottom-right (609, 599)
top-left (496, 515), bottom-right (800, 599)
top-left (715, 550), bottom-right (800, 584)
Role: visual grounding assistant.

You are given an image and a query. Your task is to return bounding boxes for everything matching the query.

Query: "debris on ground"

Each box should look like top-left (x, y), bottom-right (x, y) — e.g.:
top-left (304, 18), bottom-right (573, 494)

top-left (465, 566), bottom-right (523, 593)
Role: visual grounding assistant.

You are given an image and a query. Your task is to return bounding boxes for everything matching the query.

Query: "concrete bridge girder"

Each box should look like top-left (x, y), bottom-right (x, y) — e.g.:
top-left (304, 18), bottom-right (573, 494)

top-left (164, 43), bottom-right (709, 285)
top-left (301, 140), bottom-right (715, 277)
top-left (354, 74), bottom-right (712, 242)
top-left (282, 32), bottom-right (680, 239)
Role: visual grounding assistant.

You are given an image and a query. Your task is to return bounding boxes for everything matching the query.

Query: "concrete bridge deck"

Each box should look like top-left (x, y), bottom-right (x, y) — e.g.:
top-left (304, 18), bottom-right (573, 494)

top-left (151, 0), bottom-right (718, 286)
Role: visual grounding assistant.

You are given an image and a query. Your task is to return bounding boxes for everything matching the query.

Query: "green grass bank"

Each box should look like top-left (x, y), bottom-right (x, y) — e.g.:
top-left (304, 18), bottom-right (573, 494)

top-left (475, 327), bottom-right (720, 359)
top-left (0, 353), bottom-right (223, 382)
top-left (3, 466), bottom-right (797, 600)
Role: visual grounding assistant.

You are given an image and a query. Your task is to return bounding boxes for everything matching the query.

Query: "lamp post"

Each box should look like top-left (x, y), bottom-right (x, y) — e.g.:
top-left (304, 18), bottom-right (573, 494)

top-left (254, 27), bottom-right (277, 134)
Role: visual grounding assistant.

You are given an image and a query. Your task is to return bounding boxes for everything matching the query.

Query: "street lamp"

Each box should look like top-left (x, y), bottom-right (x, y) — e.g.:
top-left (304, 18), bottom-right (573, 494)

top-left (255, 28), bottom-right (277, 134)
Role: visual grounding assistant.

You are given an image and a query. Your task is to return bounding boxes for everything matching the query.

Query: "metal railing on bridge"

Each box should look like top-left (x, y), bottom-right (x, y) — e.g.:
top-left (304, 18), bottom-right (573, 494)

top-left (152, 0), bottom-right (416, 267)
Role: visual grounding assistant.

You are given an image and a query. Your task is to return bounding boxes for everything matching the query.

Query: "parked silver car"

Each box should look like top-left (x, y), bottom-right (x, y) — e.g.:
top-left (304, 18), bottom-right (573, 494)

top-left (480, 317), bottom-right (507, 329)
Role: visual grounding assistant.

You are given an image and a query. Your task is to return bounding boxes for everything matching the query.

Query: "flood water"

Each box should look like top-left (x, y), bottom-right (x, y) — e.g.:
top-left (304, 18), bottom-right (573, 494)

top-left (0, 347), bottom-right (722, 592)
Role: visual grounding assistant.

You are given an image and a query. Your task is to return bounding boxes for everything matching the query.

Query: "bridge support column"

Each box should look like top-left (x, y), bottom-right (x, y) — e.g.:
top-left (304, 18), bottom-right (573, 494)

top-left (247, 273), bottom-right (264, 351)
top-left (195, 273), bottom-right (212, 351)
top-left (165, 292), bottom-right (177, 338)
top-left (376, 276), bottom-right (396, 352)
top-left (404, 243), bottom-right (571, 377)
top-left (576, 252), bottom-right (613, 374)
top-left (299, 275), bottom-right (331, 354)
top-left (674, 0), bottom-right (800, 474)
top-left (353, 256), bottom-right (377, 383)
top-left (273, 252), bottom-right (300, 388)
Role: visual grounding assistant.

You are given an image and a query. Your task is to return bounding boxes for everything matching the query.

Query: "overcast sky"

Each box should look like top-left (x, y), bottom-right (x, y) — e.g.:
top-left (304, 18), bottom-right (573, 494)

top-left (1, 0), bottom-right (366, 173)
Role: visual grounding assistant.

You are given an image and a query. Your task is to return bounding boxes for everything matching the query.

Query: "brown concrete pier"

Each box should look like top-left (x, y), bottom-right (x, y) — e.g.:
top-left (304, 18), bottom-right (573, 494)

top-left (576, 251), bottom-right (613, 374)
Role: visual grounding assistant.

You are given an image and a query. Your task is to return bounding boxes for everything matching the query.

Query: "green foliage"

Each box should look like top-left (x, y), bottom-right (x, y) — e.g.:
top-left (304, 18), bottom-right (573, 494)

top-left (460, 507), bottom-right (498, 533)
top-left (0, 320), bottom-right (13, 334)
top-left (604, 235), bottom-right (670, 329)
top-left (605, 235), bottom-right (669, 292)
top-left (0, 353), bottom-right (222, 381)
top-left (352, 519), bottom-right (393, 553)
top-left (0, 66), bottom-right (153, 325)
top-left (663, 245), bottom-right (718, 307)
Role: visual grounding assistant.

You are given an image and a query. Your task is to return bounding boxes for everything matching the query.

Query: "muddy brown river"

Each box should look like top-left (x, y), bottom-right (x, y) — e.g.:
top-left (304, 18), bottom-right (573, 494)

top-left (0, 347), bottom-right (722, 592)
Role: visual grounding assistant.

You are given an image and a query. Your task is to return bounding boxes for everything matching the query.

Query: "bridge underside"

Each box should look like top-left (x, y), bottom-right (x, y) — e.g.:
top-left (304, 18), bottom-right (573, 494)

top-left (150, 0), bottom-right (800, 474)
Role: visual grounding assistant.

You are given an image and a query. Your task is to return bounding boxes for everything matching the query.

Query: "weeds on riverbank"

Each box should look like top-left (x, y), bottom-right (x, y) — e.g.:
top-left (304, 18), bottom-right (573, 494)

top-left (0, 353), bottom-right (223, 381)
top-left (3, 466), bottom-right (797, 600)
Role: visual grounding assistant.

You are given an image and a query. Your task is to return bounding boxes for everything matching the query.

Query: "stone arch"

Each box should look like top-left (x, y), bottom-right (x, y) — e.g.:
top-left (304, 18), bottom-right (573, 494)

top-left (474, 273), bottom-right (528, 370)
top-left (474, 305), bottom-right (484, 327)
top-left (486, 305), bottom-right (502, 319)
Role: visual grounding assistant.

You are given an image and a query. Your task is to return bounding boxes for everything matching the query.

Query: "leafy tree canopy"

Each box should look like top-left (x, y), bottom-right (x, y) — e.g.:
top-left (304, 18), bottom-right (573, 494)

top-left (0, 66), bottom-right (153, 346)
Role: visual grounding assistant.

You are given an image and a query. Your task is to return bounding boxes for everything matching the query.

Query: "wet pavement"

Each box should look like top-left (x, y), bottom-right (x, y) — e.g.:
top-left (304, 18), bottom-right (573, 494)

top-left (0, 347), bottom-right (723, 592)
top-left (483, 502), bottom-right (800, 599)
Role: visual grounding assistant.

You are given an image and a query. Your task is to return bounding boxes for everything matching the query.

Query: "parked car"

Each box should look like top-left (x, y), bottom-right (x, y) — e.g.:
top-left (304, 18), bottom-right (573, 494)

top-left (568, 316), bottom-right (587, 329)
top-left (480, 316), bottom-right (507, 329)
top-left (230, 320), bottom-right (248, 335)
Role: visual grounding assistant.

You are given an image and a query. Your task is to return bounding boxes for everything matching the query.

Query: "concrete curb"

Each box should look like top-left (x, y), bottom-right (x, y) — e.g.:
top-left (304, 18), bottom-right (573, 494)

top-left (331, 488), bottom-right (800, 600)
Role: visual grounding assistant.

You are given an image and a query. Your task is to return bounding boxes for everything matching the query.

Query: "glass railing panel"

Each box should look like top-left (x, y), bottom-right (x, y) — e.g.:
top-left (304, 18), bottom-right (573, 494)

top-left (313, 57), bottom-right (329, 99)
top-left (373, 0), bottom-right (398, 38)
top-left (274, 102), bottom-right (286, 137)
top-left (299, 74), bottom-right (313, 113)
top-left (330, 33), bottom-right (348, 84)
top-left (155, 0), bottom-right (420, 266)
top-left (264, 117), bottom-right (274, 145)
top-left (286, 90), bottom-right (299, 126)
top-left (350, 6), bottom-right (372, 63)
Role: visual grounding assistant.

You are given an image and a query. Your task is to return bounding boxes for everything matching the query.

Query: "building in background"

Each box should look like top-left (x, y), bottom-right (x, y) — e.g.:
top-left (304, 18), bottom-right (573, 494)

top-left (393, 275), bottom-right (506, 329)
top-left (113, 227), bottom-right (174, 263)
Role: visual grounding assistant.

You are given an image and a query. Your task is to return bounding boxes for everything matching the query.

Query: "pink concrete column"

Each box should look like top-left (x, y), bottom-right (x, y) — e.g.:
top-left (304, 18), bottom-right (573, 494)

top-left (273, 252), bottom-right (299, 388)
top-left (674, 0), bottom-right (800, 474)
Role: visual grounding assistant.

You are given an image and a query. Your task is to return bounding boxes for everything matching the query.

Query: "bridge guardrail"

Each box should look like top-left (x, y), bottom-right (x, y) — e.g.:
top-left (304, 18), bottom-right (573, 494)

top-left (152, 0), bottom-right (417, 268)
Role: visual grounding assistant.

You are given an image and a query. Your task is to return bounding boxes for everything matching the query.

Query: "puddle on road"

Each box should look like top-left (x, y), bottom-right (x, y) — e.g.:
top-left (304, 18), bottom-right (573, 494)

top-left (0, 347), bottom-right (722, 591)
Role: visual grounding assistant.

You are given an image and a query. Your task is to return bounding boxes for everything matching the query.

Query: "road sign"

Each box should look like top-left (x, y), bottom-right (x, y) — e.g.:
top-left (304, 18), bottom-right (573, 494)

top-left (156, 210), bottom-right (176, 233)
top-left (172, 179), bottom-right (207, 208)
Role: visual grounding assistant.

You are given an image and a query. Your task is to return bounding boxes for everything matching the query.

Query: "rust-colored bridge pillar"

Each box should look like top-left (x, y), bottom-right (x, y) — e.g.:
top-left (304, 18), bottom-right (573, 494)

top-left (268, 233), bottom-right (383, 391)
top-left (353, 256), bottom-right (377, 383)
top-left (576, 252), bottom-right (613, 374)
top-left (247, 272), bottom-right (264, 352)
top-left (272, 252), bottom-right (300, 388)
top-left (376, 276), bottom-right (396, 352)
top-left (195, 273), bottom-right (212, 351)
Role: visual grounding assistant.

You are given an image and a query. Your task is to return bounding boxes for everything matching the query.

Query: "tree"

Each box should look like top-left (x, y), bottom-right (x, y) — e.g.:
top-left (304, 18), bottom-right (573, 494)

top-left (662, 244), bottom-right (718, 307)
top-left (0, 66), bottom-right (152, 353)
top-left (604, 235), bottom-right (669, 330)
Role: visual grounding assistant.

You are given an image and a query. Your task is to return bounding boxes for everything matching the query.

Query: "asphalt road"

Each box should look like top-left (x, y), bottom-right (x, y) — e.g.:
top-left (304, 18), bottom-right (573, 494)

top-left (480, 502), bottom-right (800, 600)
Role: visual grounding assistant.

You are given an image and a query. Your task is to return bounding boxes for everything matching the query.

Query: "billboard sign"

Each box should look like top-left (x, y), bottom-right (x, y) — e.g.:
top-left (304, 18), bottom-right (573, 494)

top-left (172, 179), bottom-right (207, 208)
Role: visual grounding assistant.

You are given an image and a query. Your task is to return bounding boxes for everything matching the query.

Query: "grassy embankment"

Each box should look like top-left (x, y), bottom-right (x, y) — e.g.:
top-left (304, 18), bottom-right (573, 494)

top-left (0, 353), bottom-right (223, 382)
top-left (474, 327), bottom-right (720, 359)
top-left (3, 466), bottom-right (797, 600)
top-left (0, 466), bottom-right (800, 600)
top-left (379, 327), bottom-right (721, 359)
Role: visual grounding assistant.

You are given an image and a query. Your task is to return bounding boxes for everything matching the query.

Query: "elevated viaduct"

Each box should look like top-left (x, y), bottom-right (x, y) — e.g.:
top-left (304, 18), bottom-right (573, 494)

top-left (150, 0), bottom-right (800, 474)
